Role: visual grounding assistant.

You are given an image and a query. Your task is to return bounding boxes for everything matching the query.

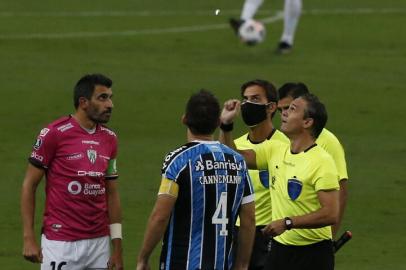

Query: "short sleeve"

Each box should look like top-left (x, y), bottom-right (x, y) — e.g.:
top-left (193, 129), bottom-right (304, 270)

top-left (28, 127), bottom-right (57, 169)
top-left (330, 143), bottom-right (348, 181)
top-left (317, 130), bottom-right (348, 181)
top-left (241, 163), bottom-right (255, 205)
top-left (105, 136), bottom-right (118, 179)
top-left (313, 157), bottom-right (340, 192)
top-left (254, 143), bottom-right (270, 171)
top-left (161, 146), bottom-right (188, 182)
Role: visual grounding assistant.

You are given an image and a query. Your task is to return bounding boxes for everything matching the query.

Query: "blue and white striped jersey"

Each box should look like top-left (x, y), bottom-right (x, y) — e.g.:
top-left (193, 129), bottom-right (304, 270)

top-left (159, 140), bottom-right (254, 270)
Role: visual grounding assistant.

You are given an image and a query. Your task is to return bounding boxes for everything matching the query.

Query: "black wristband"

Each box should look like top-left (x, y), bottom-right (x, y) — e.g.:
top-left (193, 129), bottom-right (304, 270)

top-left (220, 122), bottom-right (234, 132)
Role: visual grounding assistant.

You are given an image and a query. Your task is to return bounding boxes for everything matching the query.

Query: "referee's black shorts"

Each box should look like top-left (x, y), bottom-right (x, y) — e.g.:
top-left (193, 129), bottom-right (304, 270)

top-left (264, 238), bottom-right (334, 270)
top-left (233, 226), bottom-right (271, 270)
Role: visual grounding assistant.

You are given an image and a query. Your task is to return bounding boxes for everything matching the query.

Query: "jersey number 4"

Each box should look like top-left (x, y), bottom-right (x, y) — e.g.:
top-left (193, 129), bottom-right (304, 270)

top-left (212, 192), bottom-right (229, 236)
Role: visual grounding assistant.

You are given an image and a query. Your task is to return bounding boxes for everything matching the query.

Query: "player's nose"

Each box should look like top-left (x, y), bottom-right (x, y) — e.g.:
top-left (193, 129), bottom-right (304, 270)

top-left (106, 99), bottom-right (114, 109)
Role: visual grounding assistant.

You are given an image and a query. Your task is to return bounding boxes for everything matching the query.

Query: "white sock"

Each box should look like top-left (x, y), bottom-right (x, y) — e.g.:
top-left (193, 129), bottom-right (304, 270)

top-left (241, 0), bottom-right (264, 21)
top-left (280, 0), bottom-right (302, 45)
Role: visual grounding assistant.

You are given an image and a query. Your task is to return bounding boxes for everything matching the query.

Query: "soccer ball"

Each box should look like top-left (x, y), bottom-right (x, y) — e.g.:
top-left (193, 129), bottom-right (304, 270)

top-left (238, 19), bottom-right (266, 46)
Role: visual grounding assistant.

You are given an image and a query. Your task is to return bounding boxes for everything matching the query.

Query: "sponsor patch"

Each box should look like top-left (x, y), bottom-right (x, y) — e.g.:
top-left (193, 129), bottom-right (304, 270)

top-left (194, 160), bottom-right (243, 171)
top-left (77, 170), bottom-right (105, 177)
top-left (57, 123), bottom-right (74, 132)
top-left (100, 155), bottom-right (110, 160)
top-left (33, 138), bottom-right (42, 150)
top-left (68, 181), bottom-right (82, 195)
top-left (31, 152), bottom-right (44, 162)
top-left (82, 140), bottom-right (100, 145)
top-left (287, 178), bottom-right (302, 200)
top-left (162, 145), bottom-right (188, 170)
top-left (66, 153), bottom-right (84, 161)
top-left (39, 128), bottom-right (50, 137)
top-left (67, 180), bottom-right (105, 196)
top-left (100, 126), bottom-right (116, 136)
top-left (51, 224), bottom-right (62, 232)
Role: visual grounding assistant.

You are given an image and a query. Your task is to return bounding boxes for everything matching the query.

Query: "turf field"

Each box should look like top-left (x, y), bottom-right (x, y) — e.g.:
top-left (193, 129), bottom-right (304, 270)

top-left (1, 0), bottom-right (405, 269)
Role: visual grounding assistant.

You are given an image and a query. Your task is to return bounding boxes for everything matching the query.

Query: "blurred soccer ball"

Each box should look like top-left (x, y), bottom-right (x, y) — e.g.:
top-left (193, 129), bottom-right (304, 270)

top-left (238, 19), bottom-right (266, 46)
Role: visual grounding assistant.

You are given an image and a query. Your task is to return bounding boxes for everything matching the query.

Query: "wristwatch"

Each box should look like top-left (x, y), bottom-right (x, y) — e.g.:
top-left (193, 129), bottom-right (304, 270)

top-left (284, 217), bottom-right (293, 230)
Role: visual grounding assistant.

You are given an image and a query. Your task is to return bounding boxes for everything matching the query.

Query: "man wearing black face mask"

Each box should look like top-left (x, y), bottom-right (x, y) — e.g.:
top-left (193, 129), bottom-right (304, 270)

top-left (230, 80), bottom-right (289, 270)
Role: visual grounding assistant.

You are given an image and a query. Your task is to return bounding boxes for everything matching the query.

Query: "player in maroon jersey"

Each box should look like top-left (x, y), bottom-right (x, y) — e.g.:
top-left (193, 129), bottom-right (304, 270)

top-left (21, 74), bottom-right (123, 270)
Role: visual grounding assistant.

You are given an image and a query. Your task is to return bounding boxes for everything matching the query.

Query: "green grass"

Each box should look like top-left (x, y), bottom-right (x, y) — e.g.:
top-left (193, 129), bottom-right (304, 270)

top-left (1, 0), bottom-right (405, 269)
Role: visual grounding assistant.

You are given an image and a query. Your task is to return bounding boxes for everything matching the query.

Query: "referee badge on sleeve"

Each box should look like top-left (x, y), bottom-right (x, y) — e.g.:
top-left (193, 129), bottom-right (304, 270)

top-left (287, 178), bottom-right (302, 200)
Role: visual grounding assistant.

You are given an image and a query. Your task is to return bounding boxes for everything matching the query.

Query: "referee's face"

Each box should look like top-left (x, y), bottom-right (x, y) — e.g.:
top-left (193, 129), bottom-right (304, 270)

top-left (280, 98), bottom-right (307, 136)
top-left (242, 85), bottom-right (269, 104)
top-left (277, 96), bottom-right (293, 115)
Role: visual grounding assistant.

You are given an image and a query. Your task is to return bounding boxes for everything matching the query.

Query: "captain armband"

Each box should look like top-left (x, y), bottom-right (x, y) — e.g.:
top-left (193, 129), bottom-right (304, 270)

top-left (158, 178), bottom-right (179, 198)
top-left (109, 223), bottom-right (122, 239)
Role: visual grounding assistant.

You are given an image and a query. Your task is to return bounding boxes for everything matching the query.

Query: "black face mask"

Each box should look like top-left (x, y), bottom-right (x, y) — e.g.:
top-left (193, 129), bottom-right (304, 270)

top-left (241, 101), bottom-right (269, 127)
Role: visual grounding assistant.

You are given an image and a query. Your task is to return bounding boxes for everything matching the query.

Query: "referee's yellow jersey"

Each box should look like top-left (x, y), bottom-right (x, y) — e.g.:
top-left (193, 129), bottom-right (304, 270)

top-left (316, 128), bottom-right (348, 181)
top-left (255, 141), bottom-right (340, 245)
top-left (234, 129), bottom-right (289, 226)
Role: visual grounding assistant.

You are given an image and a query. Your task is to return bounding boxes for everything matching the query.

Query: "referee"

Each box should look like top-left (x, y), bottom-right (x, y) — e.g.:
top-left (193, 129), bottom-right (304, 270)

top-left (220, 93), bottom-right (339, 270)
top-left (232, 80), bottom-right (289, 270)
top-left (277, 83), bottom-right (348, 238)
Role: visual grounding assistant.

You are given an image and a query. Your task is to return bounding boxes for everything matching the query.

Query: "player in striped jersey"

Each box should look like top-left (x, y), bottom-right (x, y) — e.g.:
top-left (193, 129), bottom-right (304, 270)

top-left (137, 90), bottom-right (255, 270)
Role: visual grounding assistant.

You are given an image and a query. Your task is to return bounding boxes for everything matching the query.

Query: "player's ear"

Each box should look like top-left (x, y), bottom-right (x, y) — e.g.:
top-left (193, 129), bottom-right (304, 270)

top-left (267, 102), bottom-right (276, 113)
top-left (303, 117), bottom-right (314, 129)
top-left (78, 97), bottom-right (89, 109)
top-left (181, 114), bottom-right (187, 125)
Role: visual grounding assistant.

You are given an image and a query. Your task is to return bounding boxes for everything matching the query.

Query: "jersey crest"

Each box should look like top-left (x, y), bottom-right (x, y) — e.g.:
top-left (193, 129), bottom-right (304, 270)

top-left (87, 149), bottom-right (97, 164)
top-left (288, 178), bottom-right (303, 200)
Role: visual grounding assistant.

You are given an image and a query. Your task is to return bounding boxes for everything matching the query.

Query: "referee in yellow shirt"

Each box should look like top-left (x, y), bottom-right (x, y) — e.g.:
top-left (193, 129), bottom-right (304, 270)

top-left (277, 82), bottom-right (348, 237)
top-left (220, 93), bottom-right (339, 270)
top-left (232, 79), bottom-right (289, 270)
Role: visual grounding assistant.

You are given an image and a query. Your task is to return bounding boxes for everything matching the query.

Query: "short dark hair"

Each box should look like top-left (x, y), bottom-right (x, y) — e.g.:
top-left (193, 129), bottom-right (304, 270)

top-left (278, 82), bottom-right (309, 100)
top-left (241, 79), bottom-right (278, 118)
top-left (300, 93), bottom-right (327, 138)
top-left (185, 89), bottom-right (220, 135)
top-left (73, 74), bottom-right (112, 109)
top-left (240, 79), bottom-right (278, 103)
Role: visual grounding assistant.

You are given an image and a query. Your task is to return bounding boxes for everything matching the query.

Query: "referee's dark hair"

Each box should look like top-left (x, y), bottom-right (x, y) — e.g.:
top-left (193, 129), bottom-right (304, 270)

top-left (241, 79), bottom-right (278, 118)
top-left (301, 93), bottom-right (328, 138)
top-left (241, 79), bottom-right (278, 103)
top-left (278, 82), bottom-right (309, 100)
top-left (185, 89), bottom-right (220, 135)
top-left (74, 74), bottom-right (112, 109)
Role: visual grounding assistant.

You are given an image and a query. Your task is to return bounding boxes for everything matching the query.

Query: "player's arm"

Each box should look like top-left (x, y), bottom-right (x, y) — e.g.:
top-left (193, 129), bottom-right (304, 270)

top-left (332, 179), bottom-right (348, 238)
top-left (219, 99), bottom-right (257, 169)
top-left (326, 139), bottom-right (349, 238)
top-left (105, 179), bottom-right (124, 270)
top-left (21, 163), bottom-right (45, 263)
top-left (263, 189), bottom-right (339, 236)
top-left (137, 194), bottom-right (177, 270)
top-left (234, 201), bottom-right (255, 270)
top-left (137, 178), bottom-right (178, 270)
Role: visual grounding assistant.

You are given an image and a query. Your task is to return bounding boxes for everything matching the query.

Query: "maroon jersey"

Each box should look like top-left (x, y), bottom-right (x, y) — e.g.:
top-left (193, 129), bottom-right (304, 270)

top-left (29, 116), bottom-right (118, 241)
